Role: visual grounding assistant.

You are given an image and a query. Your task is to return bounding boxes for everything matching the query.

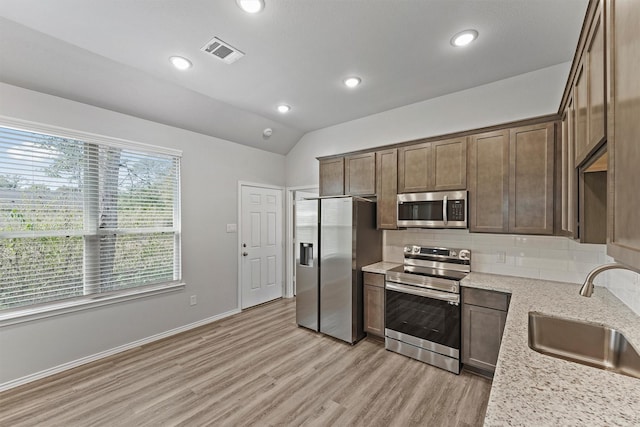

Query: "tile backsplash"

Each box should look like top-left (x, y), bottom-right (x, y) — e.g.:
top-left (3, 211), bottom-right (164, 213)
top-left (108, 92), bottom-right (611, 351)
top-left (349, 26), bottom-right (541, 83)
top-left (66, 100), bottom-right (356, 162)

top-left (383, 229), bottom-right (640, 315)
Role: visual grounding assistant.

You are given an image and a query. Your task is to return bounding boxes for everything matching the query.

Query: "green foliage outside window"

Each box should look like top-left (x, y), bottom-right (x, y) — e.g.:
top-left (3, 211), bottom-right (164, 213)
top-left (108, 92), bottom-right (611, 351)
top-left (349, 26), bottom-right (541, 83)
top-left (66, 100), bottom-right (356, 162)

top-left (0, 128), bottom-right (180, 310)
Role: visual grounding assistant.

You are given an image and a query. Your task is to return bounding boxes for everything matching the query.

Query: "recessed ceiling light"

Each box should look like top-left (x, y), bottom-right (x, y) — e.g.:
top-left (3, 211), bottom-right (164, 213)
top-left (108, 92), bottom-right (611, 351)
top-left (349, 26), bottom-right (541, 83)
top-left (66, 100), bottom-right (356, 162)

top-left (451, 30), bottom-right (478, 47)
top-left (169, 56), bottom-right (192, 70)
top-left (277, 104), bottom-right (291, 113)
top-left (344, 77), bottom-right (362, 88)
top-left (236, 0), bottom-right (264, 13)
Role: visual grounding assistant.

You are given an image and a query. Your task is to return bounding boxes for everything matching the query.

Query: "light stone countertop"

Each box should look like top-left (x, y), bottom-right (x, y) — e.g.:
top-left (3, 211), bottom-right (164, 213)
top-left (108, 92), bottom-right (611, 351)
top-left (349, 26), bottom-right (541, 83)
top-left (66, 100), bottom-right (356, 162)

top-left (362, 261), bottom-right (402, 275)
top-left (461, 272), bottom-right (640, 427)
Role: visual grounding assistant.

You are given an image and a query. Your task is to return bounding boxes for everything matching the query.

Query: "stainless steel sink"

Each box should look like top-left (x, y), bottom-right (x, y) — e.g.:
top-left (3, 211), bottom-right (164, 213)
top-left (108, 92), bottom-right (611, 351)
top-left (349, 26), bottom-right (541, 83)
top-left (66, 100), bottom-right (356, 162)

top-left (528, 312), bottom-right (640, 379)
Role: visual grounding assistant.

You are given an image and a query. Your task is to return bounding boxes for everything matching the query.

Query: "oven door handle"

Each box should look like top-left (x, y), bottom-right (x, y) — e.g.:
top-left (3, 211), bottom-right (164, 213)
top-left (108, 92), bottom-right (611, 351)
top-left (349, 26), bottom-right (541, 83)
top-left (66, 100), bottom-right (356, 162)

top-left (385, 274), bottom-right (459, 293)
top-left (385, 282), bottom-right (460, 304)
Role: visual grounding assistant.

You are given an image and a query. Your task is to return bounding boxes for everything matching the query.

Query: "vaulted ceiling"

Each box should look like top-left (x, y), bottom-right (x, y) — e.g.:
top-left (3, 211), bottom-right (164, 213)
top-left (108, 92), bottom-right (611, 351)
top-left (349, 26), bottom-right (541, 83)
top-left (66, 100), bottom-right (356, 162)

top-left (0, 0), bottom-right (588, 154)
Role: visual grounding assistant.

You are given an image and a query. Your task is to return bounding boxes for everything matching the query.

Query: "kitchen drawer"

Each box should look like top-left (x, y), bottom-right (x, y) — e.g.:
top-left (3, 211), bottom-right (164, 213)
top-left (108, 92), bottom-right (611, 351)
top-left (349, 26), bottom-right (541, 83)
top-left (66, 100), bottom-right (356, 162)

top-left (463, 287), bottom-right (510, 311)
top-left (363, 272), bottom-right (385, 288)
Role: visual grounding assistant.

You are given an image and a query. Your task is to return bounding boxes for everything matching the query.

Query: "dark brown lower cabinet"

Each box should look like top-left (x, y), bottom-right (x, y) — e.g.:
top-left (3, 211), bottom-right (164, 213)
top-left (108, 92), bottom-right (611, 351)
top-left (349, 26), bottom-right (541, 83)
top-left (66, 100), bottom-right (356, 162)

top-left (363, 272), bottom-right (385, 337)
top-left (462, 287), bottom-right (510, 376)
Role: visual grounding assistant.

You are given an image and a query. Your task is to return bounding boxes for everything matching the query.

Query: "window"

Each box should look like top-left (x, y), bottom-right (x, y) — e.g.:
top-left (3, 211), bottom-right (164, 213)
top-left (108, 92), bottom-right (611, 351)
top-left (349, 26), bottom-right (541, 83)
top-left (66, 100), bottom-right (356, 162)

top-left (0, 120), bottom-right (182, 317)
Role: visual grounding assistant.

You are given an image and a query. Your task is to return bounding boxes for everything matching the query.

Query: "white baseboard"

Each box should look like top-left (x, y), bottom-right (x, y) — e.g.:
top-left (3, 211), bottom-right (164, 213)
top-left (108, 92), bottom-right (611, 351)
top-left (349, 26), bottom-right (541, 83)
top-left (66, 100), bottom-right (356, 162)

top-left (0, 308), bottom-right (241, 393)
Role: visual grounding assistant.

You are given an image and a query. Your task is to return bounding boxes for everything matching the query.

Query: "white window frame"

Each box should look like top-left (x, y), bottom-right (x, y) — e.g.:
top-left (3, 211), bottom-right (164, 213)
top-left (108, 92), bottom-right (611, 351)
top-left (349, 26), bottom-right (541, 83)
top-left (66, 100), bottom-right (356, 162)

top-left (0, 116), bottom-right (185, 326)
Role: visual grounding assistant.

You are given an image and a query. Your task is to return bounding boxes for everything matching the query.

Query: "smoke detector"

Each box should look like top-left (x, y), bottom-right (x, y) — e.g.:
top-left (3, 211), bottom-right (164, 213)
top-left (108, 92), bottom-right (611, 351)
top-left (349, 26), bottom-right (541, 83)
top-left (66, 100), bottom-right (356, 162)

top-left (201, 37), bottom-right (244, 64)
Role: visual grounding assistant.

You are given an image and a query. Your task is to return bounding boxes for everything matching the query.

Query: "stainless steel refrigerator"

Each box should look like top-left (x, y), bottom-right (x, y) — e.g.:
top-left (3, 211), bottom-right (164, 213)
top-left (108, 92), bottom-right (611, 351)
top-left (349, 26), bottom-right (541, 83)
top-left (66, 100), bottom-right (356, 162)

top-left (295, 196), bottom-right (382, 343)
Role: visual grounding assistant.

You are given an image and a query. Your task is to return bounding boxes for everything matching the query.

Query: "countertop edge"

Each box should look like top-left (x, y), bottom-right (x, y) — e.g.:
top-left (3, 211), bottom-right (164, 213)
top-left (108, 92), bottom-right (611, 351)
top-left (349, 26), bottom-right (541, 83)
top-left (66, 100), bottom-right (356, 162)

top-left (461, 272), bottom-right (640, 426)
top-left (362, 261), bottom-right (402, 275)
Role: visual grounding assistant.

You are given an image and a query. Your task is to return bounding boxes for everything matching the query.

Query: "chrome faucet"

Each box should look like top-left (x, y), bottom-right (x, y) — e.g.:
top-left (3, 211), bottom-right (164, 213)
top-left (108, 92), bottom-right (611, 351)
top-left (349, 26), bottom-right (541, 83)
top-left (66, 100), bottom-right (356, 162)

top-left (579, 262), bottom-right (637, 297)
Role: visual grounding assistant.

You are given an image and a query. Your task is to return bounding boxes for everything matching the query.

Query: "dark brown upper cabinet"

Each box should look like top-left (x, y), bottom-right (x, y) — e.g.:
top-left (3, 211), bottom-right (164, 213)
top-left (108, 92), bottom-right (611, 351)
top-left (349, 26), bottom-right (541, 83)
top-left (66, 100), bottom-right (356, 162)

top-left (375, 148), bottom-right (398, 230)
top-left (344, 152), bottom-right (376, 196)
top-left (560, 96), bottom-right (578, 238)
top-left (432, 137), bottom-right (468, 191)
top-left (574, 60), bottom-right (589, 166)
top-left (508, 123), bottom-right (555, 235)
top-left (575, 3), bottom-right (606, 166)
top-left (319, 157), bottom-right (344, 197)
top-left (398, 137), bottom-right (467, 193)
top-left (587, 8), bottom-right (605, 151)
top-left (469, 122), bottom-right (555, 235)
top-left (468, 130), bottom-right (510, 233)
top-left (398, 141), bottom-right (431, 193)
top-left (606, 0), bottom-right (640, 270)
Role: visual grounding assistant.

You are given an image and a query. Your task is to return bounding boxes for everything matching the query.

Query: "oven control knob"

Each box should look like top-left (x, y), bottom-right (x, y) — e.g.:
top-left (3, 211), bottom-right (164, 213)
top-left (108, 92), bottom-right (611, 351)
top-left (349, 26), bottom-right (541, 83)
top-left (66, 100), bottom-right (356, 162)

top-left (459, 250), bottom-right (470, 260)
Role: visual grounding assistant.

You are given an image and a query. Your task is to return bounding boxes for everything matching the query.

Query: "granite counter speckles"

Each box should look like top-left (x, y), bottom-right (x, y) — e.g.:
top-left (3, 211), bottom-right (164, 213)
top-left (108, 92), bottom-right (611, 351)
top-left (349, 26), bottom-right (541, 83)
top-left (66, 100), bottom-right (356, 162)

top-left (462, 272), bottom-right (640, 426)
top-left (362, 262), bottom-right (402, 275)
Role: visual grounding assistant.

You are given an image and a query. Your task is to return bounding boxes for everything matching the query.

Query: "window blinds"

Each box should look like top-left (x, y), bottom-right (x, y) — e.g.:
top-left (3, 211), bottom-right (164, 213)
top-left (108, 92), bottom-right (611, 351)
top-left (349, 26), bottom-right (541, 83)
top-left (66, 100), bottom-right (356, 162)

top-left (0, 125), bottom-right (181, 310)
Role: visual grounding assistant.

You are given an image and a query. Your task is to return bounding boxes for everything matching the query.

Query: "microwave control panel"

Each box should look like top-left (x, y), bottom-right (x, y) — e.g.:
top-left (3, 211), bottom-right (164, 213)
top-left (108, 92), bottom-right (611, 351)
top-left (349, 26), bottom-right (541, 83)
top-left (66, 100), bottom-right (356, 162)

top-left (448, 200), bottom-right (465, 221)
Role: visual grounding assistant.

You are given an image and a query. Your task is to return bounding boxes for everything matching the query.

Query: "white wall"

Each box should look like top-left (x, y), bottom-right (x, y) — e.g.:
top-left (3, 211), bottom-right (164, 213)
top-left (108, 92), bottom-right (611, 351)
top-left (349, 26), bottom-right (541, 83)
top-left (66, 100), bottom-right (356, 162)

top-left (286, 62), bottom-right (571, 187)
top-left (0, 83), bottom-right (286, 386)
top-left (284, 61), bottom-right (640, 315)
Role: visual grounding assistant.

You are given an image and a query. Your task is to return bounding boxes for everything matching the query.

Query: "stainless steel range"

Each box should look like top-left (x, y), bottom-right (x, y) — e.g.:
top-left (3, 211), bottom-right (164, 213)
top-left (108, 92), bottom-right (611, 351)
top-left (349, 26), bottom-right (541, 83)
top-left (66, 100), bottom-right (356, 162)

top-left (385, 245), bottom-right (471, 374)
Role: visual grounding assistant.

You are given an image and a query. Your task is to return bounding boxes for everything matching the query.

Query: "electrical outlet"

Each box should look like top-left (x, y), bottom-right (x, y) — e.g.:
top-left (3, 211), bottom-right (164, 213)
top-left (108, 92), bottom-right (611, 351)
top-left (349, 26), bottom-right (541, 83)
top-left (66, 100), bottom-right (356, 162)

top-left (496, 251), bottom-right (506, 264)
top-left (190, 295), bottom-right (197, 306)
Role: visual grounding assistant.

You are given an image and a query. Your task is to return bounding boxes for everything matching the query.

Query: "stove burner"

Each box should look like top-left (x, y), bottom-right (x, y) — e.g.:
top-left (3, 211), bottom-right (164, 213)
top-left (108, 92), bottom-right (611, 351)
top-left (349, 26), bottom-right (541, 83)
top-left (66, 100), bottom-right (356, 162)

top-left (386, 245), bottom-right (471, 294)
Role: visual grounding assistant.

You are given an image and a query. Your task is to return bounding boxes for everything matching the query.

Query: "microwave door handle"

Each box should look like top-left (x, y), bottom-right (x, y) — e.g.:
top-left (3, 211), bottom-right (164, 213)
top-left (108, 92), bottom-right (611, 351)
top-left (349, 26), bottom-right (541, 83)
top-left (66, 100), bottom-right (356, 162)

top-left (442, 195), bottom-right (448, 226)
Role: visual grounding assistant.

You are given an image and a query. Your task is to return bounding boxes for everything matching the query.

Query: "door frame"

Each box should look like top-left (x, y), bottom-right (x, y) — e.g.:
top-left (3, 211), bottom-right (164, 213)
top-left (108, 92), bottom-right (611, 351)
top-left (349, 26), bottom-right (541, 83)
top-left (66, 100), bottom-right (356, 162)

top-left (237, 181), bottom-right (285, 310)
top-left (285, 185), bottom-right (319, 298)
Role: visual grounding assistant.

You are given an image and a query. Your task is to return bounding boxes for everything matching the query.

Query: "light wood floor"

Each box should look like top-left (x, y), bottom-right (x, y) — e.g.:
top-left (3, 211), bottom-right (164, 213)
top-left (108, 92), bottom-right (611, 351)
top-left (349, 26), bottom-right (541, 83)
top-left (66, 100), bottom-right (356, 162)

top-left (0, 298), bottom-right (491, 427)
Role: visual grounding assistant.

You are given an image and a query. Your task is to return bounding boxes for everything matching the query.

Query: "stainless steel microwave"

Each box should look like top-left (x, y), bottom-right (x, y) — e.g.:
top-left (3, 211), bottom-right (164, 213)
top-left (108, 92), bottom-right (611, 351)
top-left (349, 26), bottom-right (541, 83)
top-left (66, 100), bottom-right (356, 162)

top-left (397, 190), bottom-right (468, 228)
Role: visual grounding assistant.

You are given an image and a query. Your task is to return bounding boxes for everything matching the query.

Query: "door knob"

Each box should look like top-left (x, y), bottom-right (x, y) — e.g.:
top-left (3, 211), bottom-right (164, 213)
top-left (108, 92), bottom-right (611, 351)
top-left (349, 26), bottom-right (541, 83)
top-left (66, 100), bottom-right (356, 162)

top-left (242, 252), bottom-right (248, 256)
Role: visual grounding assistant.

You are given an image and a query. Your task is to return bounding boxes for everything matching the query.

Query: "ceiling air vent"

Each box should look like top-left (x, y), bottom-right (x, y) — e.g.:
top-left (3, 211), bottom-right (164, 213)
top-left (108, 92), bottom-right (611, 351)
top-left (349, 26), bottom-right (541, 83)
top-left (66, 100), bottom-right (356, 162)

top-left (200, 37), bottom-right (244, 64)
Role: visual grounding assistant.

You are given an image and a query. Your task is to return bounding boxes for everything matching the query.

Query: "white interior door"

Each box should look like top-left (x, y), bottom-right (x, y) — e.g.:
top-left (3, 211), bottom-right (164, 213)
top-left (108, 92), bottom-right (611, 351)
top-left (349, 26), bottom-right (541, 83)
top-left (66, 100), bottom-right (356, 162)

top-left (241, 185), bottom-right (283, 309)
